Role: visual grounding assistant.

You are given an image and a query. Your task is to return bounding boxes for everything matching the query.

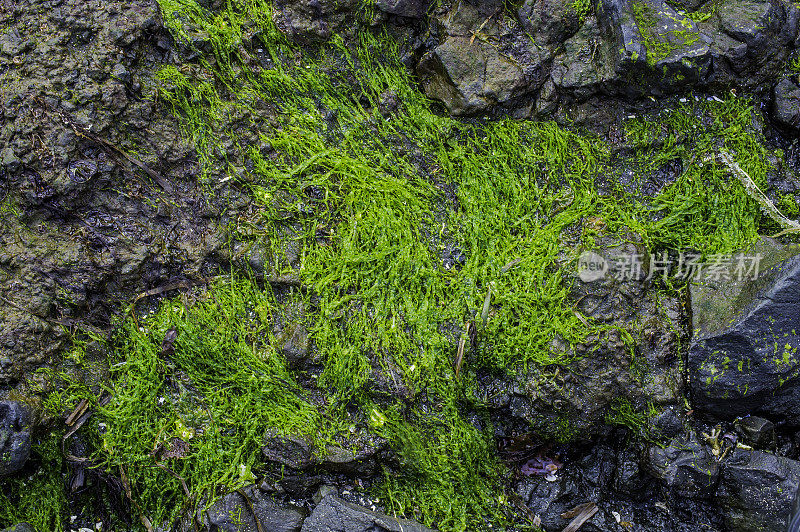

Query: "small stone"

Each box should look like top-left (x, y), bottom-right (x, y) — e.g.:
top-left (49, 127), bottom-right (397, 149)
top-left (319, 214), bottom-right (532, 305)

top-left (312, 484), bottom-right (337, 504)
top-left (1, 524), bottom-right (35, 532)
top-left (1, 147), bottom-right (20, 172)
top-left (734, 416), bottom-right (776, 449)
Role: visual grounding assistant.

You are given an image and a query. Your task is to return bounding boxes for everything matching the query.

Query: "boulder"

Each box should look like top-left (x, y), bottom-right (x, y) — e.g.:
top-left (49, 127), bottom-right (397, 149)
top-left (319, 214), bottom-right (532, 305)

top-left (375, 0), bottom-right (430, 18)
top-left (416, 0), bottom-right (549, 115)
top-left (598, 0), bottom-right (712, 93)
top-left (301, 495), bottom-right (435, 532)
top-left (517, 0), bottom-right (583, 46)
top-left (734, 416), bottom-right (776, 449)
top-left (704, 0), bottom-right (796, 89)
top-left (0, 400), bottom-right (32, 477)
top-left (550, 18), bottom-right (618, 100)
top-left (169, 485), bottom-right (306, 532)
top-left (644, 433), bottom-right (720, 498)
top-left (482, 239), bottom-right (684, 439)
top-left (773, 77), bottom-right (800, 130)
top-left (272, 0), bottom-right (360, 43)
top-left (716, 449), bottom-right (800, 532)
top-left (688, 240), bottom-right (800, 423)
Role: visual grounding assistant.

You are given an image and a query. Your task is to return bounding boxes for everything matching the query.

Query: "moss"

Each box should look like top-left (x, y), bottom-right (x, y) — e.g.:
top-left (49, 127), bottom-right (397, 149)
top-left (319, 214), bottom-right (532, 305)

top-left (37, 277), bottom-right (339, 528)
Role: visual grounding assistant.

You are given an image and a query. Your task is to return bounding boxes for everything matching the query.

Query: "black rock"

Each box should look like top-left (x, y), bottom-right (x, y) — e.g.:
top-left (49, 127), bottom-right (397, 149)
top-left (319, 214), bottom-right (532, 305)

top-left (716, 449), bottom-right (800, 532)
top-left (170, 485), bottom-right (307, 532)
top-left (774, 77), bottom-right (800, 130)
top-left (375, 0), bottom-right (430, 18)
top-left (0, 400), bottom-right (31, 477)
top-left (688, 241), bottom-right (800, 422)
top-left (734, 416), bottom-right (776, 449)
top-left (645, 433), bottom-right (719, 498)
top-left (301, 495), bottom-right (435, 532)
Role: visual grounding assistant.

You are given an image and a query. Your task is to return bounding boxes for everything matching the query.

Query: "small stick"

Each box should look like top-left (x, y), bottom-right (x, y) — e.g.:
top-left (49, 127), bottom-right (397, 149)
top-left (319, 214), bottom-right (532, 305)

top-left (716, 150), bottom-right (800, 231)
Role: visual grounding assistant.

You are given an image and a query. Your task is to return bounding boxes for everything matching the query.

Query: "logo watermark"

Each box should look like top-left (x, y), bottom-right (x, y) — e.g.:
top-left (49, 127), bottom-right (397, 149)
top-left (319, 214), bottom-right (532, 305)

top-left (577, 251), bottom-right (763, 282)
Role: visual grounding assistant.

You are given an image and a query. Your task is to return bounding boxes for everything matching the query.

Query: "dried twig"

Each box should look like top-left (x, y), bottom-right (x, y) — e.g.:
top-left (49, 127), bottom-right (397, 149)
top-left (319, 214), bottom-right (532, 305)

top-left (34, 96), bottom-right (173, 193)
top-left (455, 326), bottom-right (467, 379)
top-left (561, 502), bottom-right (598, 532)
top-left (716, 150), bottom-right (800, 232)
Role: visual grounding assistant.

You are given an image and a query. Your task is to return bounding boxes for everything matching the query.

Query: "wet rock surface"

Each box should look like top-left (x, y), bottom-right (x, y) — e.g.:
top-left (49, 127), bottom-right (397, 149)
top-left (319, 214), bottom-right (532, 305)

top-left (3, 0), bottom-right (800, 530)
top-left (688, 240), bottom-right (800, 423)
top-left (0, 525), bottom-right (34, 532)
top-left (483, 239), bottom-right (684, 439)
top-left (0, 400), bottom-right (31, 476)
top-left (715, 449), bottom-right (800, 532)
top-left (301, 495), bottom-right (435, 532)
top-left (169, 485), bottom-right (307, 532)
top-left (774, 77), bottom-right (800, 130)
top-left (0, 0), bottom-right (249, 387)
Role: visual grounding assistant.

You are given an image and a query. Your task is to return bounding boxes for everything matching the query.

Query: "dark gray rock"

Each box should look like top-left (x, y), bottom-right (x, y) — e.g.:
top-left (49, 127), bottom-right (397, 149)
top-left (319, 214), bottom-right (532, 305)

top-left (734, 416), bottom-right (776, 449)
top-left (666, 0), bottom-right (709, 9)
top-left (272, 0), bottom-right (360, 43)
top-left (645, 433), bottom-right (720, 498)
top-left (704, 0), bottom-right (795, 89)
top-left (0, 400), bottom-right (31, 476)
top-left (375, 0), bottom-right (430, 17)
top-left (170, 485), bottom-right (306, 532)
top-left (416, 0), bottom-right (549, 115)
top-left (0, 524), bottom-right (34, 532)
top-left (651, 406), bottom-right (686, 440)
top-left (550, 18), bottom-right (618, 100)
top-left (301, 495), bottom-right (435, 532)
top-left (716, 449), bottom-right (800, 532)
top-left (688, 240), bottom-right (800, 423)
top-left (517, 0), bottom-right (582, 46)
top-left (275, 322), bottom-right (310, 368)
top-left (774, 77), bottom-right (800, 130)
top-left (262, 433), bottom-right (316, 469)
top-left (262, 432), bottom-right (386, 476)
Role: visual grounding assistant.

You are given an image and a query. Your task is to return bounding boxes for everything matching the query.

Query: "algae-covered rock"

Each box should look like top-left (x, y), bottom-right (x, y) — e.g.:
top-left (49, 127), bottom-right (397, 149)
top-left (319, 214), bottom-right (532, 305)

top-left (272, 0), bottom-right (361, 43)
top-left (688, 240), bottom-right (800, 423)
top-left (482, 238), bottom-right (684, 439)
top-left (703, 0), bottom-right (796, 89)
top-left (645, 432), bottom-right (720, 498)
top-left (517, 0), bottom-right (583, 46)
top-left (599, 0), bottom-right (712, 93)
top-left (550, 18), bottom-right (618, 99)
top-left (0, 524), bottom-right (34, 532)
